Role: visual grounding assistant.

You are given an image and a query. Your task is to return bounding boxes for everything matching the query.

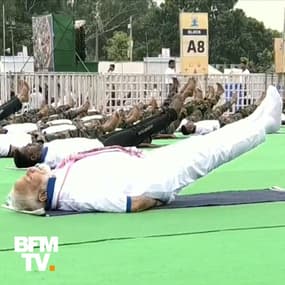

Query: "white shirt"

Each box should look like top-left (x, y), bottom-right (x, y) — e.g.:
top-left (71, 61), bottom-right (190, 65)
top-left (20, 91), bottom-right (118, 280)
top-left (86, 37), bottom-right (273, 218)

top-left (3, 123), bottom-right (38, 134)
top-left (48, 148), bottom-right (144, 212)
top-left (80, 114), bottom-right (104, 123)
top-left (165, 67), bottom-right (176, 84)
top-left (177, 119), bottom-right (220, 135)
top-left (0, 133), bottom-right (32, 156)
top-left (45, 119), bottom-right (73, 127)
top-left (29, 91), bottom-right (45, 109)
top-left (194, 120), bottom-right (220, 135)
top-left (42, 124), bottom-right (77, 135)
top-left (41, 137), bottom-right (104, 169)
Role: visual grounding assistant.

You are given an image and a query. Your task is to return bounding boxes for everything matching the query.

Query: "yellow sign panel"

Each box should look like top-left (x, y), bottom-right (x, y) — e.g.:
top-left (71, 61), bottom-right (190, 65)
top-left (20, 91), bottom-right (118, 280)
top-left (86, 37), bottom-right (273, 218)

top-left (274, 38), bottom-right (285, 73)
top-left (180, 12), bottom-right (209, 74)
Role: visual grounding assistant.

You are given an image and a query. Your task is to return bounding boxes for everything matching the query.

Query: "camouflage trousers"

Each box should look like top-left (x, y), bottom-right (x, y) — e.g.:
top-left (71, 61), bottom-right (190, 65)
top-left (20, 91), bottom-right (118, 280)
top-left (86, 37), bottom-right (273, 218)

top-left (41, 105), bottom-right (72, 117)
top-left (185, 109), bottom-right (203, 123)
top-left (8, 109), bottom-right (40, 124)
top-left (31, 121), bottom-right (103, 143)
top-left (237, 104), bottom-right (257, 118)
top-left (203, 101), bottom-right (233, 120)
top-left (5, 105), bottom-right (73, 124)
top-left (40, 108), bottom-right (87, 124)
top-left (159, 119), bottom-right (181, 135)
top-left (218, 104), bottom-right (257, 127)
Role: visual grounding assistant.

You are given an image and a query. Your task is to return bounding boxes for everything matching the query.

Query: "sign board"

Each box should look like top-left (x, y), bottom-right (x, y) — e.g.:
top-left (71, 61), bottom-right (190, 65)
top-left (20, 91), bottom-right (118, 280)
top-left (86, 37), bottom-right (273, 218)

top-left (274, 38), bottom-right (285, 73)
top-left (179, 12), bottom-right (209, 74)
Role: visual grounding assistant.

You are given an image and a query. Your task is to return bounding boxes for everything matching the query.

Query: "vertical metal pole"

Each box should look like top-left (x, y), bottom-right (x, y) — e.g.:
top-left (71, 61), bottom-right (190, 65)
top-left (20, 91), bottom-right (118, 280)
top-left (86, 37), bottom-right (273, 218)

top-left (2, 3), bottom-right (6, 101)
top-left (11, 24), bottom-right (15, 72)
top-left (2, 4), bottom-right (5, 56)
top-left (283, 8), bottom-right (285, 99)
top-left (95, 1), bottom-right (99, 62)
top-left (95, 24), bottom-right (98, 62)
top-left (129, 16), bottom-right (133, 61)
top-left (145, 32), bottom-right (148, 57)
top-left (283, 8), bottom-right (285, 71)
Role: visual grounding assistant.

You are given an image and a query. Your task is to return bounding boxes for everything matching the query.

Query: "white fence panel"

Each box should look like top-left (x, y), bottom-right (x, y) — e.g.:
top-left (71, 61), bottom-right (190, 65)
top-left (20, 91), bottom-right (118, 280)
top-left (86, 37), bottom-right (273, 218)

top-left (0, 72), bottom-right (284, 114)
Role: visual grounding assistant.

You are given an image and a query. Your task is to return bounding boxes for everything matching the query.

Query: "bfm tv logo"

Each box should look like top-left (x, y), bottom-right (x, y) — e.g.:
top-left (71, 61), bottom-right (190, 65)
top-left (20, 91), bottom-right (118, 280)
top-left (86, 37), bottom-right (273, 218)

top-left (14, 236), bottom-right (58, 272)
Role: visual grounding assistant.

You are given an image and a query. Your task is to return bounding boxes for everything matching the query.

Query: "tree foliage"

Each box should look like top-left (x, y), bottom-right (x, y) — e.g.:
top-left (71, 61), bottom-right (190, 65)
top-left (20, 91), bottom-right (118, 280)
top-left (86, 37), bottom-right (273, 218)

top-left (0, 0), bottom-right (281, 71)
top-left (105, 31), bottom-right (129, 61)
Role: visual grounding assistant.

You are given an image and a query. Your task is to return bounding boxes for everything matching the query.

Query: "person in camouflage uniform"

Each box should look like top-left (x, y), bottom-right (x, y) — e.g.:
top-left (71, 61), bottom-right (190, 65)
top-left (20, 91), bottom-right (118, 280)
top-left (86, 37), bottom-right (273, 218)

top-left (180, 91), bottom-right (266, 135)
top-left (156, 78), bottom-right (197, 136)
top-left (11, 101), bottom-right (88, 128)
top-left (184, 83), bottom-right (225, 122)
top-left (164, 88), bottom-right (209, 135)
top-left (32, 106), bottom-right (123, 143)
top-left (203, 92), bottom-right (238, 120)
top-left (7, 109), bottom-right (41, 124)
top-left (38, 101), bottom-right (90, 122)
top-left (39, 120), bottom-right (103, 142)
top-left (4, 103), bottom-right (73, 125)
top-left (218, 98), bottom-right (262, 127)
top-left (28, 79), bottom-right (197, 144)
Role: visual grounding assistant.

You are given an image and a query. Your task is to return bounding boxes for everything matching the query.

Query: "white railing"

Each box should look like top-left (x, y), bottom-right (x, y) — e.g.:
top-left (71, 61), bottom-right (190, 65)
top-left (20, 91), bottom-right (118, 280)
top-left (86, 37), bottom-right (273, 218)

top-left (0, 72), bottom-right (284, 113)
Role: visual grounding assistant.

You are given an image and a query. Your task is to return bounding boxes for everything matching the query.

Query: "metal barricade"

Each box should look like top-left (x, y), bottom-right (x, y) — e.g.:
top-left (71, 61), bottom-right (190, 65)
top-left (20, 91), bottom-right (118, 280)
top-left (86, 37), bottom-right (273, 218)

top-left (0, 72), bottom-right (284, 114)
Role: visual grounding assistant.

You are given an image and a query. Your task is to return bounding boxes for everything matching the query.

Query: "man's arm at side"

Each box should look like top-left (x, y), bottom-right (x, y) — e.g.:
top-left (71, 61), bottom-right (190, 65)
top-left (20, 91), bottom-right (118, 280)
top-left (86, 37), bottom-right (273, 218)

top-left (130, 196), bottom-right (163, 212)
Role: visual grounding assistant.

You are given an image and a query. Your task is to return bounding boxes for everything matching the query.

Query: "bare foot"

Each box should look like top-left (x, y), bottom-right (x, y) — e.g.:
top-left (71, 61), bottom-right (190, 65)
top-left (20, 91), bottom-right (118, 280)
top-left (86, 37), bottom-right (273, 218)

top-left (125, 106), bottom-right (142, 125)
top-left (17, 81), bottom-right (30, 103)
top-left (215, 83), bottom-right (225, 97)
top-left (80, 100), bottom-right (90, 113)
top-left (148, 97), bottom-right (158, 109)
top-left (206, 86), bottom-right (215, 99)
top-left (194, 88), bottom-right (203, 99)
top-left (37, 105), bottom-right (49, 118)
top-left (187, 77), bottom-right (196, 91)
top-left (182, 78), bottom-right (196, 98)
top-left (101, 111), bottom-right (120, 133)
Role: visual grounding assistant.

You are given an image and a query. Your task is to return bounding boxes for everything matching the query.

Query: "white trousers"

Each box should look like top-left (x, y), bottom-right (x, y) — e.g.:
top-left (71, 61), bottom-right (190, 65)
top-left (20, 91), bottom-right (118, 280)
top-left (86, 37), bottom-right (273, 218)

top-left (140, 86), bottom-right (282, 202)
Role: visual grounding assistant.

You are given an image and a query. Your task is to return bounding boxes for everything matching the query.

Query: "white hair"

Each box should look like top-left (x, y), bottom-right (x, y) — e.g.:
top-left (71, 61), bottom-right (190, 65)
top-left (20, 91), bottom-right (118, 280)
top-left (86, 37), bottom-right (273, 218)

top-left (9, 164), bottom-right (51, 211)
top-left (9, 187), bottom-right (44, 211)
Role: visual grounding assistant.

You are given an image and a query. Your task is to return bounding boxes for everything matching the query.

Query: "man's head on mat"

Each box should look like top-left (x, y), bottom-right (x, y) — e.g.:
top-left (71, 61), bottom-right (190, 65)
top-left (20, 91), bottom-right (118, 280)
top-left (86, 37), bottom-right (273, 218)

top-left (13, 143), bottom-right (43, 168)
top-left (10, 164), bottom-right (51, 211)
top-left (9, 163), bottom-right (161, 212)
top-left (181, 122), bottom-right (196, 135)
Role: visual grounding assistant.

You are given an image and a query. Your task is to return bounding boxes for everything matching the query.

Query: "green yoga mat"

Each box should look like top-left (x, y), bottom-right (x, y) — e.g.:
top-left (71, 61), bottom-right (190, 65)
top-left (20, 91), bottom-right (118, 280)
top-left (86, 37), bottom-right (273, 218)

top-left (1, 130), bottom-right (285, 285)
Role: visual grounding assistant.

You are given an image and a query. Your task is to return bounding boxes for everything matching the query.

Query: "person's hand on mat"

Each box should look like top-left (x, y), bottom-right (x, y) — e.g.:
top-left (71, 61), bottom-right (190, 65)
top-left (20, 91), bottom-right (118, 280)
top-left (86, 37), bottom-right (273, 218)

top-left (131, 196), bottom-right (163, 212)
top-left (17, 81), bottom-right (30, 103)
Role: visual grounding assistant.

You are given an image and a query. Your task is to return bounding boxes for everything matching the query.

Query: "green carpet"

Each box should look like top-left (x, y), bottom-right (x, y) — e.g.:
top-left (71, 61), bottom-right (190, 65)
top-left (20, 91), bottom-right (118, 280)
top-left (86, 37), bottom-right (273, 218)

top-left (181, 133), bottom-right (285, 194)
top-left (1, 130), bottom-right (285, 284)
top-left (2, 224), bottom-right (285, 285)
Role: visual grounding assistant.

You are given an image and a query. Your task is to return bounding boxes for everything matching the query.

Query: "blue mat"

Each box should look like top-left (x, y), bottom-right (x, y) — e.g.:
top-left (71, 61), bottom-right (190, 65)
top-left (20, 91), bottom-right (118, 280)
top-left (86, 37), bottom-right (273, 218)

top-left (45, 189), bottom-right (285, 216)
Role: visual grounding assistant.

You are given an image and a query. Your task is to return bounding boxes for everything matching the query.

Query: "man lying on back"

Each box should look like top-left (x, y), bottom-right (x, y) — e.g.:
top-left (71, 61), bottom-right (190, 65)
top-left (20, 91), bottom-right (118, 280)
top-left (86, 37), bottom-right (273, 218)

top-left (6, 85), bottom-right (282, 214)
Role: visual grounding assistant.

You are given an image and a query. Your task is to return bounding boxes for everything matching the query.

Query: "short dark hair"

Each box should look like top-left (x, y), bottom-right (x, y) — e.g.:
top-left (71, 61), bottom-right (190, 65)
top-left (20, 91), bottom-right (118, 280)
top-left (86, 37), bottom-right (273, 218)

top-left (168, 59), bottom-right (175, 65)
top-left (240, 57), bottom-right (248, 64)
top-left (13, 149), bottom-right (36, 168)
